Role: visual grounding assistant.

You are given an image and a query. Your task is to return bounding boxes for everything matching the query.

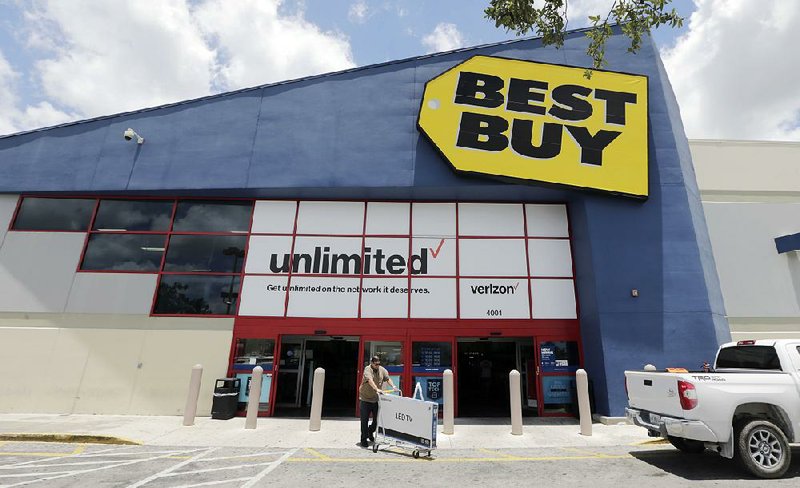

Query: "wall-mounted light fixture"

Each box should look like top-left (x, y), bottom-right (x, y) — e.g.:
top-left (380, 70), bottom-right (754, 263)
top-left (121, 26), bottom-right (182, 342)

top-left (123, 128), bottom-right (144, 144)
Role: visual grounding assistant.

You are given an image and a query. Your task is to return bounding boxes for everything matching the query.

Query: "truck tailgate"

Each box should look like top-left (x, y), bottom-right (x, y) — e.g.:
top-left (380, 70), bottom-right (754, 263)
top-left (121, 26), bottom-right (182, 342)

top-left (626, 371), bottom-right (686, 418)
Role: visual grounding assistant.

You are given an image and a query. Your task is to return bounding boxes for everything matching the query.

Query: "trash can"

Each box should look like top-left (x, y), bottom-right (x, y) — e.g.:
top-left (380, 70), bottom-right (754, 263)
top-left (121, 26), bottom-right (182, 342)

top-left (211, 378), bottom-right (241, 420)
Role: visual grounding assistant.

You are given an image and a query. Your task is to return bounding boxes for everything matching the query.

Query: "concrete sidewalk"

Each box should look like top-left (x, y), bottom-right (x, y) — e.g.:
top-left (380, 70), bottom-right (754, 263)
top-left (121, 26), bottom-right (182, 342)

top-left (0, 413), bottom-right (651, 449)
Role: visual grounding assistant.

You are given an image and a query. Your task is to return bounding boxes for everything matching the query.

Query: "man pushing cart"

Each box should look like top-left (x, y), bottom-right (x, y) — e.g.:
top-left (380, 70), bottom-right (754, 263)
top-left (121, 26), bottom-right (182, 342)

top-left (359, 355), bottom-right (398, 448)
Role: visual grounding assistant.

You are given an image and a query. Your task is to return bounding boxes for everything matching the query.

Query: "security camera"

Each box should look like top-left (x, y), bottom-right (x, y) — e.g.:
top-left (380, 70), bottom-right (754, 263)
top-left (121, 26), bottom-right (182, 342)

top-left (123, 128), bottom-right (144, 144)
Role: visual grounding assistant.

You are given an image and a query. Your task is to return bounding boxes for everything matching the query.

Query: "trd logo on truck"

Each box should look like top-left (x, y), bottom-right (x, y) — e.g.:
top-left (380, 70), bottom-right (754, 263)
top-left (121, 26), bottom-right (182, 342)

top-left (690, 375), bottom-right (726, 382)
top-left (418, 55), bottom-right (649, 198)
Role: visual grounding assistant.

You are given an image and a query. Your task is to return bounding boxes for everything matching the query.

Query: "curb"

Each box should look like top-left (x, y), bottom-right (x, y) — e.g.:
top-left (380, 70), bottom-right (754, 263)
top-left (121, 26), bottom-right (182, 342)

top-left (635, 438), bottom-right (669, 445)
top-left (0, 433), bottom-right (141, 445)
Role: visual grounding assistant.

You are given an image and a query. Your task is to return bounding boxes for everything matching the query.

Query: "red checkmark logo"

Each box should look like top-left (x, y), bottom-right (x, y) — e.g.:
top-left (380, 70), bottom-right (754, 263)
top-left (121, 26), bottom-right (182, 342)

top-left (429, 238), bottom-right (445, 258)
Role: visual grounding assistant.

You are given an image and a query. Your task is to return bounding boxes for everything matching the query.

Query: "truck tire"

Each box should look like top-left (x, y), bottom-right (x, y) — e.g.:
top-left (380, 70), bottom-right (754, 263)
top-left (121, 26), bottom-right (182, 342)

top-left (736, 419), bottom-right (791, 479)
top-left (667, 436), bottom-right (705, 454)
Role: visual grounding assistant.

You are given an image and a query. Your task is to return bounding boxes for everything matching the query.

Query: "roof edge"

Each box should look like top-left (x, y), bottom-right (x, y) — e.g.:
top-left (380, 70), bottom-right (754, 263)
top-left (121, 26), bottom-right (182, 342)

top-left (0, 25), bottom-right (602, 140)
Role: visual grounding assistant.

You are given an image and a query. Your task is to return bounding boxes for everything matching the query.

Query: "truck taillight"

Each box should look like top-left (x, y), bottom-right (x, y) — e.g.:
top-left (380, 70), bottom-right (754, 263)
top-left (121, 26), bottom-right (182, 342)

top-left (677, 380), bottom-right (698, 410)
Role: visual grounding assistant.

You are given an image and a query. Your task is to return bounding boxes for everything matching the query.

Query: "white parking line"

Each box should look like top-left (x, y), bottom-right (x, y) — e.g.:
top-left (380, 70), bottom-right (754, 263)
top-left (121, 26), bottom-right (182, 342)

top-left (0, 471), bottom-right (74, 479)
top-left (125, 448), bottom-right (218, 488)
top-left (241, 448), bottom-right (298, 488)
top-left (76, 449), bottom-right (202, 458)
top-left (172, 478), bottom-right (252, 488)
top-left (161, 462), bottom-right (273, 477)
top-left (1, 448), bottom-right (206, 488)
top-left (200, 451), bottom-right (287, 462)
top-left (1, 459), bottom-right (127, 469)
top-left (0, 445), bottom-right (121, 469)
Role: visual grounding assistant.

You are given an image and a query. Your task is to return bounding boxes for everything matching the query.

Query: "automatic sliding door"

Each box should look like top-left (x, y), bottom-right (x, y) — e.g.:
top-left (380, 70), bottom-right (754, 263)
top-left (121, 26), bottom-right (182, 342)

top-left (276, 340), bottom-right (304, 407)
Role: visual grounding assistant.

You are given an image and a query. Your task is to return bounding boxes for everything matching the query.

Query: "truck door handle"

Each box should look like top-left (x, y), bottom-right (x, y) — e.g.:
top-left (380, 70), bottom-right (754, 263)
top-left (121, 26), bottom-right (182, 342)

top-left (644, 380), bottom-right (652, 386)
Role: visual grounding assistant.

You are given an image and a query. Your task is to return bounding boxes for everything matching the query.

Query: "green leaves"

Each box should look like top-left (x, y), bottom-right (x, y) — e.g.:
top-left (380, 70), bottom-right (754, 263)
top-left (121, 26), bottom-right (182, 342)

top-left (484, 0), bottom-right (684, 78)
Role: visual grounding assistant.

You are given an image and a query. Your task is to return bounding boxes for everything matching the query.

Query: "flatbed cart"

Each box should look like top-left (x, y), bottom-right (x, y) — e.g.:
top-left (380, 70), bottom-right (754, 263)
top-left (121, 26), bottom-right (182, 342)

top-left (372, 385), bottom-right (438, 458)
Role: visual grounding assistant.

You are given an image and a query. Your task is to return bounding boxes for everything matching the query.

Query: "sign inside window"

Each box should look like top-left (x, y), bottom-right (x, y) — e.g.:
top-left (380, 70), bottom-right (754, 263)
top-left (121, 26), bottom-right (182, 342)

top-left (239, 201), bottom-right (577, 319)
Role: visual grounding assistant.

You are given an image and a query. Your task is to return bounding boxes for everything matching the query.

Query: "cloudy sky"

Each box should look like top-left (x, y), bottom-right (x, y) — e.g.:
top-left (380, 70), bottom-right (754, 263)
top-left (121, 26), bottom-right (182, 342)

top-left (0, 0), bottom-right (798, 141)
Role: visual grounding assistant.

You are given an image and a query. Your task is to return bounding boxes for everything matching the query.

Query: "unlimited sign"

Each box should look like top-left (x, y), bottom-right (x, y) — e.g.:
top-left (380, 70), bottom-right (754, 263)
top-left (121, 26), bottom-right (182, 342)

top-left (418, 56), bottom-right (649, 198)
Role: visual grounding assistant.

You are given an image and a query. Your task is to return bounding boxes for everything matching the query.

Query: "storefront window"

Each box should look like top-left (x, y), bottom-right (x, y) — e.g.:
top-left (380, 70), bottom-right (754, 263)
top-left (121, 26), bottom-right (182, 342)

top-left (411, 375), bottom-right (444, 406)
top-left (172, 200), bottom-right (252, 233)
top-left (410, 341), bottom-right (450, 407)
top-left (412, 342), bottom-right (452, 373)
top-left (541, 376), bottom-right (577, 414)
top-left (539, 341), bottom-right (580, 373)
top-left (233, 339), bottom-right (275, 371)
top-left (153, 275), bottom-right (241, 315)
top-left (92, 200), bottom-right (173, 231)
top-left (539, 340), bottom-right (580, 415)
top-left (13, 197), bottom-right (95, 231)
top-left (80, 233), bottom-right (166, 271)
top-left (363, 341), bottom-right (403, 394)
top-left (233, 338), bottom-right (274, 412)
top-left (163, 235), bottom-right (246, 272)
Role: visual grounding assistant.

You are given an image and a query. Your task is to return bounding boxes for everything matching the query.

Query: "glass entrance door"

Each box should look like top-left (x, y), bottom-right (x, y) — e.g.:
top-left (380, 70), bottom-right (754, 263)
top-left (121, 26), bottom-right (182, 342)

top-left (455, 337), bottom-right (535, 417)
top-left (361, 340), bottom-right (404, 394)
top-left (274, 335), bottom-right (359, 416)
top-left (230, 337), bottom-right (275, 414)
top-left (535, 336), bottom-right (582, 416)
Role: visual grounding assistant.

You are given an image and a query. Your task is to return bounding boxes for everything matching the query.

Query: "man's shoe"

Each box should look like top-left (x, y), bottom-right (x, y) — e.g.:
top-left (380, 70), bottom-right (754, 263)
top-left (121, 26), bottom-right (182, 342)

top-left (359, 441), bottom-right (369, 448)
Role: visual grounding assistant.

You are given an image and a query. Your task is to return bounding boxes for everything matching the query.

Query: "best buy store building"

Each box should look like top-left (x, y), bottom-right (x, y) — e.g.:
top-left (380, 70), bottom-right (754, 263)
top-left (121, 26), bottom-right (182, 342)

top-left (0, 27), bottom-right (728, 419)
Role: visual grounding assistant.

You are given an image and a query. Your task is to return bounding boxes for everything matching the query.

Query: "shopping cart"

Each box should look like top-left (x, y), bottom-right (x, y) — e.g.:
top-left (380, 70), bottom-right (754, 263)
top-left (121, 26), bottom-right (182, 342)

top-left (372, 384), bottom-right (438, 458)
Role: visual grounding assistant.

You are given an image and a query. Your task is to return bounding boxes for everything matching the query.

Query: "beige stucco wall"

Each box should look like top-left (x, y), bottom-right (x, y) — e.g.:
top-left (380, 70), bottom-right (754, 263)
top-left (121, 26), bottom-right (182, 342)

top-left (0, 314), bottom-right (232, 415)
top-left (692, 139), bottom-right (800, 198)
top-left (691, 139), bottom-right (800, 341)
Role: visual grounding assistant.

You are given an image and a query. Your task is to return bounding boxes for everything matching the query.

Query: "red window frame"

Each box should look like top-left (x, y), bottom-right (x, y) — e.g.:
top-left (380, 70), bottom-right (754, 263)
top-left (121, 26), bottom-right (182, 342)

top-left (10, 195), bottom-right (256, 318)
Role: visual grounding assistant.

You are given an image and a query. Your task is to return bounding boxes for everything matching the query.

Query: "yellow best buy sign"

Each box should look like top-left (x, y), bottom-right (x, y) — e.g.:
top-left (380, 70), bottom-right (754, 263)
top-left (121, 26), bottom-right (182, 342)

top-left (417, 56), bottom-right (649, 198)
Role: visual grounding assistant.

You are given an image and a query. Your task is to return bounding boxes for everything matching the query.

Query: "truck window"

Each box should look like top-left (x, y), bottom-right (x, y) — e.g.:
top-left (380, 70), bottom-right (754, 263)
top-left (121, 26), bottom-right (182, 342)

top-left (716, 346), bottom-right (782, 370)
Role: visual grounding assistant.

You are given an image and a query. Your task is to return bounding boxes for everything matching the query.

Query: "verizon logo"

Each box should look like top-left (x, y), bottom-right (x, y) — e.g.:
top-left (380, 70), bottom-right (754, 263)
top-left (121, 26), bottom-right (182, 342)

top-left (470, 282), bottom-right (519, 294)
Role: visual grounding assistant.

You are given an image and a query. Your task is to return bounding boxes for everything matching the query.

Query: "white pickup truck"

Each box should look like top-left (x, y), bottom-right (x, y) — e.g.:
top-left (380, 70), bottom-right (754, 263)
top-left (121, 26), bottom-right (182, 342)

top-left (625, 339), bottom-right (800, 478)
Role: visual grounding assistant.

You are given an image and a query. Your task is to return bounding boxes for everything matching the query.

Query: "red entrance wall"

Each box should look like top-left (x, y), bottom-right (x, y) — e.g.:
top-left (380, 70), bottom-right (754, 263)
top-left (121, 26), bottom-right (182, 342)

top-left (230, 317), bottom-right (581, 416)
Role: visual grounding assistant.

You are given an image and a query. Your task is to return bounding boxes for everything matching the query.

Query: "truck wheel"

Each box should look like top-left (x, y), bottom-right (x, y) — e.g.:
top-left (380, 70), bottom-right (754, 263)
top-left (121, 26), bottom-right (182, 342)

top-left (668, 436), bottom-right (705, 454)
top-left (736, 419), bottom-right (791, 479)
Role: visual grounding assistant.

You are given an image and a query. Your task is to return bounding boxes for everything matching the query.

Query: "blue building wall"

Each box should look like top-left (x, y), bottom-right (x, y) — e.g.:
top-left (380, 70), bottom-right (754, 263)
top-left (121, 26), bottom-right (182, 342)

top-left (0, 27), bottom-right (729, 416)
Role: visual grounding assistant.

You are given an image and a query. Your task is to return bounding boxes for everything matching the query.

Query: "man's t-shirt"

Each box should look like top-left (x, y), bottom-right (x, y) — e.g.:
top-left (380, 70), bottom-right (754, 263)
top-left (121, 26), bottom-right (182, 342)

top-left (359, 364), bottom-right (389, 403)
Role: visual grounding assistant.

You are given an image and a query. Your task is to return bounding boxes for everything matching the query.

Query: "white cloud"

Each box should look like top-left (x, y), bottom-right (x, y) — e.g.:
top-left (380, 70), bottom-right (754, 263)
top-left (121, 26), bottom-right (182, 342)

top-left (662, 0), bottom-right (800, 141)
top-left (0, 48), bottom-right (75, 135)
top-left (0, 51), bottom-right (20, 135)
top-left (565, 0), bottom-right (618, 27)
top-left (422, 23), bottom-right (465, 53)
top-left (25, 0), bottom-right (215, 118)
top-left (0, 0), bottom-right (354, 135)
top-left (194, 0), bottom-right (355, 89)
top-left (348, 1), bottom-right (369, 24)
